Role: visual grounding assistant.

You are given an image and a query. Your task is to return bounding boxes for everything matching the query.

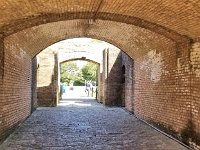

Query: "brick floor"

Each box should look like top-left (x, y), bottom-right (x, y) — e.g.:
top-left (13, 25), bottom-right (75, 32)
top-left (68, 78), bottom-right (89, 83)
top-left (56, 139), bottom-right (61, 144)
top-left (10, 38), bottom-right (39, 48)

top-left (0, 98), bottom-right (188, 150)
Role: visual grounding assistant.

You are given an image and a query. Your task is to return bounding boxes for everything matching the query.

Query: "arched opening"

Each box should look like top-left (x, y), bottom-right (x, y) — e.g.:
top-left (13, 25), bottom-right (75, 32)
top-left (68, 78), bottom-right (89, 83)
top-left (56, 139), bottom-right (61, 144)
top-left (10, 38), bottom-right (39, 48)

top-left (35, 37), bottom-right (133, 108)
top-left (59, 60), bottom-right (99, 98)
top-left (0, 6), bottom-right (199, 148)
top-left (59, 60), bottom-right (100, 107)
top-left (122, 65), bottom-right (125, 83)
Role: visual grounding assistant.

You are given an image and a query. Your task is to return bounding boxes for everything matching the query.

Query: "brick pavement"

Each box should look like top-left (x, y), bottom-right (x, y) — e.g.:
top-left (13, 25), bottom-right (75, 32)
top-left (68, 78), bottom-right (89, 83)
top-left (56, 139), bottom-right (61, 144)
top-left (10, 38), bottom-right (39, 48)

top-left (0, 98), bottom-right (188, 150)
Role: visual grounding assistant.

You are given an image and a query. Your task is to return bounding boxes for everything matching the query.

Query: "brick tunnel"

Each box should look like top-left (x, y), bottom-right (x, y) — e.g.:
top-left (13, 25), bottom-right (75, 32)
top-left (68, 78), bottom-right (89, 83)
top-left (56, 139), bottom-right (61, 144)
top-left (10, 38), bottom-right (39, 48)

top-left (0, 1), bottom-right (200, 149)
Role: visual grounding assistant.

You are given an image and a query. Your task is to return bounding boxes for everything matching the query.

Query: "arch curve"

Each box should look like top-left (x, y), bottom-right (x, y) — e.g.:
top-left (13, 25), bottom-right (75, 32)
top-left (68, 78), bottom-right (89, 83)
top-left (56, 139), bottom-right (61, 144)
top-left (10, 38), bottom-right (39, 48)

top-left (60, 58), bottom-right (100, 66)
top-left (1, 12), bottom-right (189, 42)
top-left (4, 19), bottom-right (179, 61)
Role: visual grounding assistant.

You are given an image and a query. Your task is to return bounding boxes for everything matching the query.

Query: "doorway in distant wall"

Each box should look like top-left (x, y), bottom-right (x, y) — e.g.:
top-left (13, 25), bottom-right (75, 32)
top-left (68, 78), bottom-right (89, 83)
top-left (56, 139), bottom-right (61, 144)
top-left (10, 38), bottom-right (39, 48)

top-left (120, 65), bottom-right (126, 106)
top-left (59, 60), bottom-right (100, 101)
top-left (120, 53), bottom-right (135, 112)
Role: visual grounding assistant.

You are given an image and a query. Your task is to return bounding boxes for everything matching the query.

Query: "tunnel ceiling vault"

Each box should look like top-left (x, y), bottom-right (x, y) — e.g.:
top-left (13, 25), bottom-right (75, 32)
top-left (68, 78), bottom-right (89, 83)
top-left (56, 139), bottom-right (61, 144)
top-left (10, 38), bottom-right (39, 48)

top-left (4, 19), bottom-right (178, 59)
top-left (0, 0), bottom-right (200, 40)
top-left (0, 12), bottom-right (191, 42)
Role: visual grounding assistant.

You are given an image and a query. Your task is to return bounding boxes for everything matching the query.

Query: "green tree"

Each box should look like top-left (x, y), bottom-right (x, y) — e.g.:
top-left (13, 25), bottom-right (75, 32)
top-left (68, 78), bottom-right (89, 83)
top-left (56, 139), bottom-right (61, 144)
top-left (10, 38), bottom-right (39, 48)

top-left (73, 71), bottom-right (85, 86)
top-left (81, 62), bottom-right (97, 81)
top-left (61, 61), bottom-right (98, 86)
top-left (60, 62), bottom-right (79, 85)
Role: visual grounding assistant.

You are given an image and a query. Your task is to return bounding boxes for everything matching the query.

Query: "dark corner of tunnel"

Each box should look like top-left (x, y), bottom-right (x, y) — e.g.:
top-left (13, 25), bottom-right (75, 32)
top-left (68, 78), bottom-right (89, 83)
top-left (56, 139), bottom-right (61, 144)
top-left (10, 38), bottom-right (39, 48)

top-left (180, 119), bottom-right (200, 147)
top-left (148, 120), bottom-right (180, 139)
top-left (0, 119), bottom-right (23, 144)
top-left (148, 118), bottom-right (200, 148)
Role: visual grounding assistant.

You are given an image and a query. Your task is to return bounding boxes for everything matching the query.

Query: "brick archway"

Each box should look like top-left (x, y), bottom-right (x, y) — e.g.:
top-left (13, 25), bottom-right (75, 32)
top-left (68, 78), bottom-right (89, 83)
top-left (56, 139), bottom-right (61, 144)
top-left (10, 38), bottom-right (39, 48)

top-left (35, 38), bottom-right (124, 108)
top-left (0, 17), bottom-right (200, 148)
top-left (4, 19), bottom-right (181, 59)
top-left (0, 0), bottom-right (199, 40)
top-left (61, 58), bottom-right (100, 65)
top-left (1, 12), bottom-right (188, 42)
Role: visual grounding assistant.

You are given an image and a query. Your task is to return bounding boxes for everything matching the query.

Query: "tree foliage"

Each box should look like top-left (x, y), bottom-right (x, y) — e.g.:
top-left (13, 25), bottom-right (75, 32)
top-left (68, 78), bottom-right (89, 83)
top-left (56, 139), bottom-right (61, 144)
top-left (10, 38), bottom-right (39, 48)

top-left (60, 62), bottom-right (79, 85)
top-left (60, 61), bottom-right (97, 86)
top-left (81, 62), bottom-right (97, 81)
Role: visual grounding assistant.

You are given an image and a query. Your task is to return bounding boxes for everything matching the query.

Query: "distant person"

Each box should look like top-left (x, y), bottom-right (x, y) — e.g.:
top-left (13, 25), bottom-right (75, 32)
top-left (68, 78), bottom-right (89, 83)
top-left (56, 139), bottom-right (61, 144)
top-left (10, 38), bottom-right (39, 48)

top-left (60, 82), bottom-right (67, 97)
top-left (89, 81), bottom-right (93, 97)
top-left (85, 81), bottom-right (91, 96)
top-left (69, 81), bottom-right (74, 91)
top-left (60, 83), bottom-right (64, 96)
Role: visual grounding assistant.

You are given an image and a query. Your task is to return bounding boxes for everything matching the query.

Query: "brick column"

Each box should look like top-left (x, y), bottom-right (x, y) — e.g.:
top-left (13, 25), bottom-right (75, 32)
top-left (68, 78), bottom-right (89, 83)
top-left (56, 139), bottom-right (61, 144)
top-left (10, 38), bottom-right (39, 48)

top-left (31, 57), bottom-right (38, 112)
top-left (37, 50), bottom-right (59, 107)
top-left (102, 47), bottom-right (122, 106)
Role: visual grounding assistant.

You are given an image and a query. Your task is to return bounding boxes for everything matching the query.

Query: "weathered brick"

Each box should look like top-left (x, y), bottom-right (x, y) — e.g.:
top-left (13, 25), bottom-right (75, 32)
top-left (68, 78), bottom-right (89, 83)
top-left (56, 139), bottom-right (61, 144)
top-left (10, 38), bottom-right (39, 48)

top-left (0, 6), bottom-right (199, 149)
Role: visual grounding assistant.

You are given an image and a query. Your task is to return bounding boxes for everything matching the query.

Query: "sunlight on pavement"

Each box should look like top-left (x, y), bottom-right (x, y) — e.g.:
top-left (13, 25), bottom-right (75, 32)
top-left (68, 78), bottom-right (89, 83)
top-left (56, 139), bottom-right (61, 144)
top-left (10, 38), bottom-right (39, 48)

top-left (58, 100), bottom-right (92, 107)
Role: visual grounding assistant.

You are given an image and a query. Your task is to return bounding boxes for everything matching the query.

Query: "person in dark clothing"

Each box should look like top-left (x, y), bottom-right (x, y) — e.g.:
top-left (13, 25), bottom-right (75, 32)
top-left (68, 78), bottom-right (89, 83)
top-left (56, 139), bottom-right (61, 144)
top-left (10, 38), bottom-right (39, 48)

top-left (85, 81), bottom-right (91, 96)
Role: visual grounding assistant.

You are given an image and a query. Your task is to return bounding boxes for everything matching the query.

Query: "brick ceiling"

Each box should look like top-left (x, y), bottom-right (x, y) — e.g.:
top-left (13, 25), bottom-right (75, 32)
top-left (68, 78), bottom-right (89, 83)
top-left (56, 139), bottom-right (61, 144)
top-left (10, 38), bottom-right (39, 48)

top-left (0, 0), bottom-right (199, 39)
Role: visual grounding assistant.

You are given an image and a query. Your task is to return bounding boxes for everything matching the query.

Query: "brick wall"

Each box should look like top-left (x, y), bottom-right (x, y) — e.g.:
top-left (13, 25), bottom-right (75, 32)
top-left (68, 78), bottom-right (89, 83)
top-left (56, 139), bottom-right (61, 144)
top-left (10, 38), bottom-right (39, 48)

top-left (189, 41), bottom-right (200, 149)
top-left (31, 57), bottom-right (37, 112)
top-left (37, 48), bottom-right (58, 107)
top-left (121, 52), bottom-right (134, 112)
top-left (191, 42), bottom-right (200, 131)
top-left (0, 36), bottom-right (4, 143)
top-left (133, 35), bottom-right (195, 146)
top-left (102, 47), bottom-right (122, 106)
top-left (101, 50), bottom-right (107, 104)
top-left (0, 36), bottom-right (32, 143)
